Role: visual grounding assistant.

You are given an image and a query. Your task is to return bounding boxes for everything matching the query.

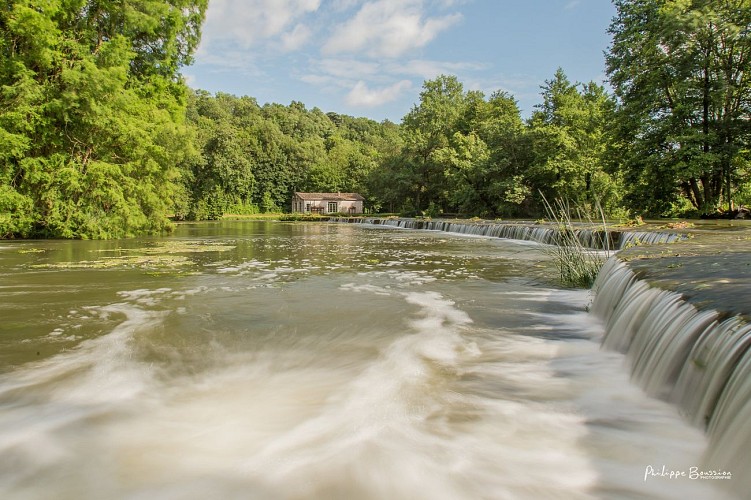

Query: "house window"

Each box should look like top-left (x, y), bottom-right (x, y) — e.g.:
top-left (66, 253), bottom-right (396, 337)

top-left (306, 203), bottom-right (311, 213)
top-left (327, 201), bottom-right (338, 213)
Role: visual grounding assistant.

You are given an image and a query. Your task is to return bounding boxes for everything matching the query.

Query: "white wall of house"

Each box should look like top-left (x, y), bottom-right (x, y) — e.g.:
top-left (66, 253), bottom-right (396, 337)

top-left (292, 195), bottom-right (363, 214)
top-left (334, 200), bottom-right (362, 213)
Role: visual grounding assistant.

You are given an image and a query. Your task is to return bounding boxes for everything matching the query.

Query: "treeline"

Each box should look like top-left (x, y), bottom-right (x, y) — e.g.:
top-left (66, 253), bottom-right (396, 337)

top-left (372, 72), bottom-right (618, 217)
top-left (2, 0), bottom-right (750, 238)
top-left (181, 74), bottom-right (615, 219)
top-left (608, 0), bottom-right (751, 216)
top-left (181, 92), bottom-right (400, 219)
top-left (174, 0), bottom-right (751, 221)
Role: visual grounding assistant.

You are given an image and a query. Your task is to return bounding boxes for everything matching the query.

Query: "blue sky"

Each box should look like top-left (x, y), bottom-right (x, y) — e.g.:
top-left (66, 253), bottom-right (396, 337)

top-left (184, 0), bottom-right (616, 122)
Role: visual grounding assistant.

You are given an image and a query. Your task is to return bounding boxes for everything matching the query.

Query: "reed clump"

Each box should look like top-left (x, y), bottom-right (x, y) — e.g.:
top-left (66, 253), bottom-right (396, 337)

top-left (541, 196), bottom-right (611, 288)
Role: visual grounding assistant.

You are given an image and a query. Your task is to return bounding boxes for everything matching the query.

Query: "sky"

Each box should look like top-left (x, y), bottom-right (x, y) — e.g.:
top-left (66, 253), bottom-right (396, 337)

top-left (183, 0), bottom-right (617, 123)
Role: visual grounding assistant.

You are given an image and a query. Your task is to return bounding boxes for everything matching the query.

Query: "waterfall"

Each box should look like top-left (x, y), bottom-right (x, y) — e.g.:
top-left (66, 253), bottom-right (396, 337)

top-left (329, 217), bottom-right (682, 251)
top-left (619, 230), bottom-right (686, 248)
top-left (592, 258), bottom-right (751, 495)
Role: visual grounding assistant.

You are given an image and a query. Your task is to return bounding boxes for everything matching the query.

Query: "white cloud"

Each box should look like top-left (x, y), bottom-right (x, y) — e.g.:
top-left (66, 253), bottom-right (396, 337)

top-left (318, 58), bottom-right (381, 79)
top-left (281, 24), bottom-right (313, 51)
top-left (345, 80), bottom-right (413, 106)
top-left (201, 0), bottom-right (321, 49)
top-left (194, 0), bottom-right (475, 116)
top-left (323, 0), bottom-right (462, 58)
top-left (194, 48), bottom-right (264, 76)
top-left (298, 59), bottom-right (384, 93)
top-left (330, 0), bottom-right (364, 10)
top-left (387, 59), bottom-right (487, 80)
top-left (304, 57), bottom-right (486, 89)
top-left (434, 0), bottom-right (470, 7)
top-left (565, 1), bottom-right (581, 10)
top-left (300, 74), bottom-right (339, 86)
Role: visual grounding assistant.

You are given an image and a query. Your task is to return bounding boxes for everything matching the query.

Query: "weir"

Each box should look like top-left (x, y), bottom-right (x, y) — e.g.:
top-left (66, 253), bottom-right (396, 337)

top-left (592, 257), bottom-right (750, 495)
top-left (333, 216), bottom-right (747, 495)
top-left (330, 217), bottom-right (685, 250)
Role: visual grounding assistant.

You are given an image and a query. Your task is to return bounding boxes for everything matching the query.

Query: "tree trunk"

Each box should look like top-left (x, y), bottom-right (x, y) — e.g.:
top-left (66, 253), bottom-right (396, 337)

top-left (689, 178), bottom-right (704, 210)
top-left (701, 45), bottom-right (714, 212)
top-left (682, 181), bottom-right (697, 208)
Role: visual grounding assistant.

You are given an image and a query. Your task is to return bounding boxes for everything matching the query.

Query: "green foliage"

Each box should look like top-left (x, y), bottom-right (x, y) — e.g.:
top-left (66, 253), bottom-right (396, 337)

top-left (527, 70), bottom-right (616, 210)
top-left (183, 92), bottom-right (395, 219)
top-left (607, 0), bottom-right (751, 215)
top-left (0, 185), bottom-right (34, 237)
top-left (279, 213), bottom-right (327, 222)
top-left (361, 1), bottom-right (750, 219)
top-left (9, 0), bottom-right (748, 234)
top-left (260, 191), bottom-right (279, 214)
top-left (399, 75), bottom-right (467, 213)
top-left (373, 72), bottom-right (617, 219)
top-left (225, 202), bottom-right (260, 215)
top-left (0, 0), bottom-right (208, 238)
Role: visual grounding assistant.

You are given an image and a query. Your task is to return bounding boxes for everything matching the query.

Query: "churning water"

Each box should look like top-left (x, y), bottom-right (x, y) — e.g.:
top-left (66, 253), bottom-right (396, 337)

top-left (0, 222), bottom-right (732, 499)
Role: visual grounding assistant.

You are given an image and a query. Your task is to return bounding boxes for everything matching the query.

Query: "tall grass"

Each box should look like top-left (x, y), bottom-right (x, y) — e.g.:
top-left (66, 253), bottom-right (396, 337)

top-left (540, 195), bottom-right (611, 288)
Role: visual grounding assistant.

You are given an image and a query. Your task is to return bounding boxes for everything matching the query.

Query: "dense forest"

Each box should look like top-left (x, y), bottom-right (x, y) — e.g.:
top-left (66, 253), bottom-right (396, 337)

top-left (1, 0), bottom-right (750, 238)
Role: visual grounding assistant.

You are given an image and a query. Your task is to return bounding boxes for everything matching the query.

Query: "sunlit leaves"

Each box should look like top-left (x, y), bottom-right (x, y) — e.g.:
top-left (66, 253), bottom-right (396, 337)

top-left (607, 0), bottom-right (751, 214)
top-left (527, 69), bottom-right (618, 212)
top-left (0, 0), bottom-right (208, 237)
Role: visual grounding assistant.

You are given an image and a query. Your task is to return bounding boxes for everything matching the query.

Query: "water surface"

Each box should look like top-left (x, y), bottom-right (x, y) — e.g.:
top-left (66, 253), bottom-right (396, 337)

top-left (0, 221), bottom-right (727, 499)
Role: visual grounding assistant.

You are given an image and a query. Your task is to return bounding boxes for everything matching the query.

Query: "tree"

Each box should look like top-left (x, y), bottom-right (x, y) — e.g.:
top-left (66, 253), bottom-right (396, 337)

top-left (184, 91), bottom-right (258, 218)
top-left (401, 75), bottom-right (467, 213)
top-left (0, 0), bottom-right (208, 238)
top-left (379, 75), bottom-right (534, 217)
top-left (527, 69), bottom-right (618, 212)
top-left (478, 91), bottom-right (532, 215)
top-left (183, 92), bottom-right (396, 216)
top-left (607, 0), bottom-right (751, 215)
top-left (432, 131), bottom-right (491, 215)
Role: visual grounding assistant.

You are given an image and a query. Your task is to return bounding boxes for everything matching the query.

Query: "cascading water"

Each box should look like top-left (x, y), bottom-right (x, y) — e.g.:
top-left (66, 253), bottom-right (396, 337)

top-left (330, 217), bottom-right (683, 250)
top-left (591, 257), bottom-right (750, 496)
top-left (618, 230), bottom-right (685, 248)
top-left (331, 218), bottom-right (745, 494)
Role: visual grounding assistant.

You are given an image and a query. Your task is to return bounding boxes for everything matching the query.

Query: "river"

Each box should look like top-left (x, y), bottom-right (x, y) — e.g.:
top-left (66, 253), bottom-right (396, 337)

top-left (0, 221), bottom-right (730, 499)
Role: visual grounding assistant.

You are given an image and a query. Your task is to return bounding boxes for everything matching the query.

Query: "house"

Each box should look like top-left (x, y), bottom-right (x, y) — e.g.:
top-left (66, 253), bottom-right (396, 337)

top-left (291, 192), bottom-right (365, 214)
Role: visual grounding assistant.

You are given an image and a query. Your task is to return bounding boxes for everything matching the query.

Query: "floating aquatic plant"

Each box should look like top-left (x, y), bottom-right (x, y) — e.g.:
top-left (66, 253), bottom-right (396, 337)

top-left (30, 241), bottom-right (235, 271)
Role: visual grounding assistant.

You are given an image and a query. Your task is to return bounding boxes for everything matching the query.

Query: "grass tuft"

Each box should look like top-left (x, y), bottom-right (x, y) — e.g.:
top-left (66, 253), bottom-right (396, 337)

top-left (540, 195), bottom-right (611, 288)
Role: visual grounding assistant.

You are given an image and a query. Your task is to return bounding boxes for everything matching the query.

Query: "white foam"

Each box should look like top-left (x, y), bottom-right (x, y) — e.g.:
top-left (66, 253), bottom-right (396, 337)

top-left (340, 283), bottom-right (392, 296)
top-left (0, 279), bottom-right (731, 499)
top-left (117, 288), bottom-right (173, 306)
